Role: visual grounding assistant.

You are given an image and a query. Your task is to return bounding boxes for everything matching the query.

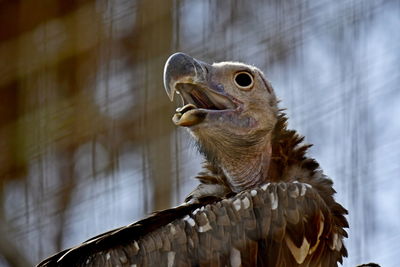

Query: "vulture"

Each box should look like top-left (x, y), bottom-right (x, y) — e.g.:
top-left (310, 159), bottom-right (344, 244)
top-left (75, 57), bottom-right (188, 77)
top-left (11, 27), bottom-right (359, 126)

top-left (38, 53), bottom-right (351, 267)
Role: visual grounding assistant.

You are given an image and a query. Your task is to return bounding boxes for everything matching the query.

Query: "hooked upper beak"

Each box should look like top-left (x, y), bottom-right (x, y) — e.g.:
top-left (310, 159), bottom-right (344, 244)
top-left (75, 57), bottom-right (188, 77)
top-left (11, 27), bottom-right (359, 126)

top-left (163, 52), bottom-right (210, 101)
top-left (163, 52), bottom-right (237, 127)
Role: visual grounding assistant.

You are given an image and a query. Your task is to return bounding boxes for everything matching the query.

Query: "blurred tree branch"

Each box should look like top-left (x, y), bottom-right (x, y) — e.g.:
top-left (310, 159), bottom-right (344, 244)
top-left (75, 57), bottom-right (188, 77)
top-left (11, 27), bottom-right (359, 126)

top-left (132, 0), bottom-right (175, 211)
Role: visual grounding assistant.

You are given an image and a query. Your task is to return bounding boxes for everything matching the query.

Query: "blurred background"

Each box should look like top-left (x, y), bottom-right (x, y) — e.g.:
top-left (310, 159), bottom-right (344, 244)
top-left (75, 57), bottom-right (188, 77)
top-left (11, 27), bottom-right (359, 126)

top-left (0, 0), bottom-right (399, 266)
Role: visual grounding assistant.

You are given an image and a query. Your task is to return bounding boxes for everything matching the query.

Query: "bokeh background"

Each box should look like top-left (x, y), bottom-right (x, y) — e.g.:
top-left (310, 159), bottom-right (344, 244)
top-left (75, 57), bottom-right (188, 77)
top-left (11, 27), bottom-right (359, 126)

top-left (0, 0), bottom-right (399, 266)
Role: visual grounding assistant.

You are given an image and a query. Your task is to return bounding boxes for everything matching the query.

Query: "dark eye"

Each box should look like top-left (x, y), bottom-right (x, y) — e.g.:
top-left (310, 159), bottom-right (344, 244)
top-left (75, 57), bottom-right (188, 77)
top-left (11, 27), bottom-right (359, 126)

top-left (234, 71), bottom-right (254, 90)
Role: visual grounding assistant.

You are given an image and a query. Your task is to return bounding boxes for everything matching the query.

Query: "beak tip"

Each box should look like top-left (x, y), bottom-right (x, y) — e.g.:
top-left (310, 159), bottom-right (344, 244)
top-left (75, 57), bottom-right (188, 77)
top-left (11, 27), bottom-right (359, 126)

top-left (164, 85), bottom-right (174, 102)
top-left (168, 92), bottom-right (174, 102)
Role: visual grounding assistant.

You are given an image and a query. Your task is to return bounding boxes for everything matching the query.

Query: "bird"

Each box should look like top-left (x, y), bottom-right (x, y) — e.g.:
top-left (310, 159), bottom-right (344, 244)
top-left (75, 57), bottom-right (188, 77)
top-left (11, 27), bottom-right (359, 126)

top-left (37, 52), bottom-right (350, 267)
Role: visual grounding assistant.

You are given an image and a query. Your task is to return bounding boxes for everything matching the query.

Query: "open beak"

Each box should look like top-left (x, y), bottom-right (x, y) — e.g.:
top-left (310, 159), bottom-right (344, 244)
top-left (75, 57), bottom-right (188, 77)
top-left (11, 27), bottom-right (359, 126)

top-left (163, 53), bottom-right (236, 127)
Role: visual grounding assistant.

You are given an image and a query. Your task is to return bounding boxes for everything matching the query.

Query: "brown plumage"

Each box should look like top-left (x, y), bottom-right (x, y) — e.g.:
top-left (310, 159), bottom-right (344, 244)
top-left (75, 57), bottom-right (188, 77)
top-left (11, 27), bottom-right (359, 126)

top-left (37, 53), bottom-right (349, 266)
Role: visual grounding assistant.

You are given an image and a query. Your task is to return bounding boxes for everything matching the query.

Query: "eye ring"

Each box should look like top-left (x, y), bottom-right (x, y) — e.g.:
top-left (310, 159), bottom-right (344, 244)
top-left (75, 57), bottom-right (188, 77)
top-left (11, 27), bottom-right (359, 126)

top-left (234, 71), bottom-right (254, 90)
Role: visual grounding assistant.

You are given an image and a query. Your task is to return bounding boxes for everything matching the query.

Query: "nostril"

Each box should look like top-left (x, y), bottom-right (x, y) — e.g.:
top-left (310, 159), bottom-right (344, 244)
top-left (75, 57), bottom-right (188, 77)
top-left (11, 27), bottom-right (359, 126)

top-left (203, 65), bottom-right (209, 74)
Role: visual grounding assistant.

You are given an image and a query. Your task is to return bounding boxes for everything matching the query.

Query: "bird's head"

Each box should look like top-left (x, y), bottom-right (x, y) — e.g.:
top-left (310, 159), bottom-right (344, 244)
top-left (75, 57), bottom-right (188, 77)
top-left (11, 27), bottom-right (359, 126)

top-left (164, 53), bottom-right (279, 191)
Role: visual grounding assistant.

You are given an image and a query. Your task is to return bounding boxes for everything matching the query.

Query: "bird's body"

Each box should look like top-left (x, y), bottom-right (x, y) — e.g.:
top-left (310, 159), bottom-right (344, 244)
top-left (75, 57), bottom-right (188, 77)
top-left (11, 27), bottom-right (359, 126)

top-left (38, 53), bottom-right (349, 267)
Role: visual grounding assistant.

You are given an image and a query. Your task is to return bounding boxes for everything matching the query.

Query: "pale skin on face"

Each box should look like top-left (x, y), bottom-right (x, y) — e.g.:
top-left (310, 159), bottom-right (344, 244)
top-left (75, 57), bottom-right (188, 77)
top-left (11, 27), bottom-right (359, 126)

top-left (174, 61), bottom-right (279, 193)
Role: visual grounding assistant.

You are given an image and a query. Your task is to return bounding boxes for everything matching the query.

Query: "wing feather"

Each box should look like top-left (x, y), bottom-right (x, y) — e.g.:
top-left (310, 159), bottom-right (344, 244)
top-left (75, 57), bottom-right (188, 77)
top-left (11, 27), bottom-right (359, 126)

top-left (37, 182), bottom-right (347, 267)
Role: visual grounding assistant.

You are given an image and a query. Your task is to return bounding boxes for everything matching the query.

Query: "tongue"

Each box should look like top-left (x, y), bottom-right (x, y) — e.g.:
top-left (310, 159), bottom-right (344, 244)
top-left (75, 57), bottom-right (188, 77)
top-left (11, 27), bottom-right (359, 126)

top-left (176, 104), bottom-right (197, 114)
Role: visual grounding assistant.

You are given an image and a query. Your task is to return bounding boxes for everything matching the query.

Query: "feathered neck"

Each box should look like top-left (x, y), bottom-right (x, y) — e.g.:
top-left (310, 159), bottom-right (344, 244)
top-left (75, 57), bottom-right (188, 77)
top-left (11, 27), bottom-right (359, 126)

top-left (267, 112), bottom-right (318, 182)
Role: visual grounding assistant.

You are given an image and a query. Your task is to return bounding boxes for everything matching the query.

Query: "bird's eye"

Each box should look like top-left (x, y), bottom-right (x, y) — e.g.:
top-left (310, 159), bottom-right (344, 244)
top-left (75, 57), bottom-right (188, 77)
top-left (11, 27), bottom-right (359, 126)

top-left (234, 71), bottom-right (254, 90)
